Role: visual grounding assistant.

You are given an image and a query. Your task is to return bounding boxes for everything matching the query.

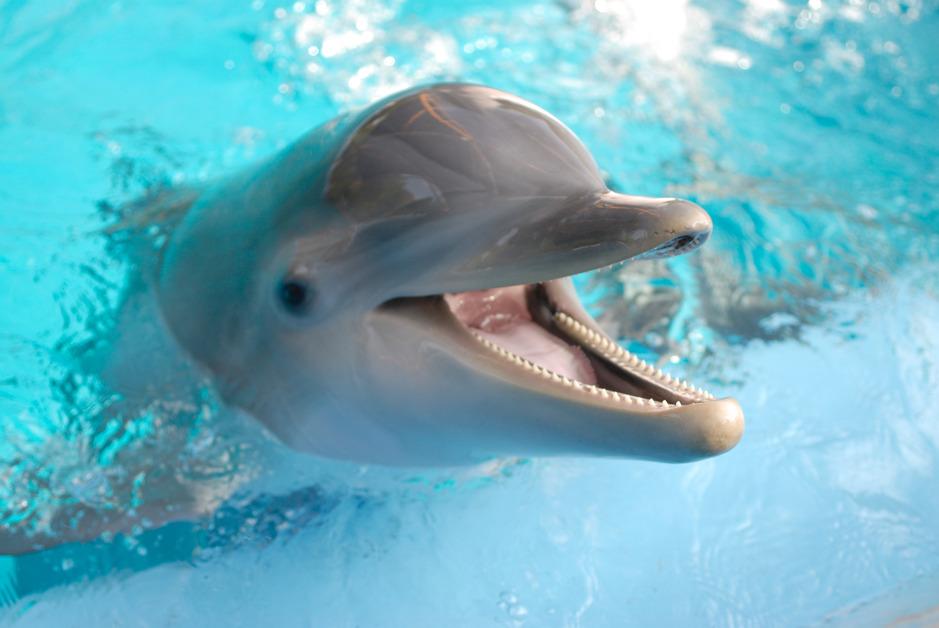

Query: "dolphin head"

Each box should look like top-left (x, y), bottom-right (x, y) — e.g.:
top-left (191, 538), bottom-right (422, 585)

top-left (158, 83), bottom-right (744, 466)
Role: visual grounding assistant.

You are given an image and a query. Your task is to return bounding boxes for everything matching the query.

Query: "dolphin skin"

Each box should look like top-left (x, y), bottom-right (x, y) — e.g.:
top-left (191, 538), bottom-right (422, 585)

top-left (154, 82), bottom-right (744, 466)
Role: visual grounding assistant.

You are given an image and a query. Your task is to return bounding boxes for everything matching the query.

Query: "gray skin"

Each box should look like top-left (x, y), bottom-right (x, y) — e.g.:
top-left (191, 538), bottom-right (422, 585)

top-left (154, 82), bottom-right (744, 466)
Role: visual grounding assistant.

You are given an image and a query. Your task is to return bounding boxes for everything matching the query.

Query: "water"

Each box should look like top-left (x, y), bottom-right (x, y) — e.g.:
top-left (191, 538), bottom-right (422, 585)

top-left (1, 0), bottom-right (938, 625)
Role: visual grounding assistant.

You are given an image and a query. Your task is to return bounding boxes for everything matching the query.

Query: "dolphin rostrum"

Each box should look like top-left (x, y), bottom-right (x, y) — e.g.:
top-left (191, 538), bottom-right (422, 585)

top-left (152, 82), bottom-right (744, 466)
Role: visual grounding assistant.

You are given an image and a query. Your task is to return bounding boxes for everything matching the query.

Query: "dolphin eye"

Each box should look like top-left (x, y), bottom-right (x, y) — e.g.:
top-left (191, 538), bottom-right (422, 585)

top-left (278, 278), bottom-right (313, 315)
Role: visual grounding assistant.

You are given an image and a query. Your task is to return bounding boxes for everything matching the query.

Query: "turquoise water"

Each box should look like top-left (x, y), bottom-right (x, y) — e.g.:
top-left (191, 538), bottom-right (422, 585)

top-left (1, 0), bottom-right (939, 625)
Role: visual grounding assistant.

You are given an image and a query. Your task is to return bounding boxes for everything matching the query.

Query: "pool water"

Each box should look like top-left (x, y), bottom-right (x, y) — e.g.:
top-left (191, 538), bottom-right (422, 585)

top-left (1, 0), bottom-right (939, 625)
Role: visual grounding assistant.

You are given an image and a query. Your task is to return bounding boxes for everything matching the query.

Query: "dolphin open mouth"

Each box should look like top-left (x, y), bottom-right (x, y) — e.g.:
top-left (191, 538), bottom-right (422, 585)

top-left (367, 196), bottom-right (744, 463)
top-left (443, 279), bottom-right (715, 409)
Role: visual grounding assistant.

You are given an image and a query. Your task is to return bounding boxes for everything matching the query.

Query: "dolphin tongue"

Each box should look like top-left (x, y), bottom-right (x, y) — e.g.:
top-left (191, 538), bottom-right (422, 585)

top-left (444, 286), bottom-right (597, 385)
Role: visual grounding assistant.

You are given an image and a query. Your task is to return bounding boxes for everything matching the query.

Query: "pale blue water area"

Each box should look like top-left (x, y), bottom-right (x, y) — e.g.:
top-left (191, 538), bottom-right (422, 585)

top-left (1, 0), bottom-right (939, 625)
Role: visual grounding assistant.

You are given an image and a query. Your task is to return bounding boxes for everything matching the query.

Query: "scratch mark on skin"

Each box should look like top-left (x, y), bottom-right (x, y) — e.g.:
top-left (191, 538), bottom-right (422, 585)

top-left (419, 93), bottom-right (472, 140)
top-left (404, 108), bottom-right (427, 129)
top-left (418, 93), bottom-right (497, 192)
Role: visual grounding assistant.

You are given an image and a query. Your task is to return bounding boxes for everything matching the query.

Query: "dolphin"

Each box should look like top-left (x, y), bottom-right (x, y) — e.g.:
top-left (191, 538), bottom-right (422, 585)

top-left (150, 82), bottom-right (744, 466)
top-left (0, 82), bottom-right (746, 555)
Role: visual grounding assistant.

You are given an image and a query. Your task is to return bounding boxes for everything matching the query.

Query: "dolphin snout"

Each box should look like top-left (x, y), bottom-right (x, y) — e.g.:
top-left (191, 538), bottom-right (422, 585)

top-left (593, 192), bottom-right (712, 261)
top-left (638, 198), bottom-right (713, 260)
